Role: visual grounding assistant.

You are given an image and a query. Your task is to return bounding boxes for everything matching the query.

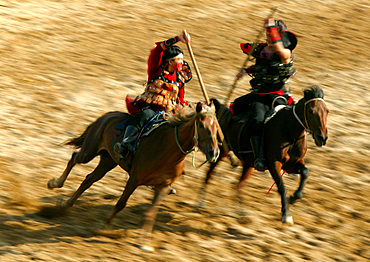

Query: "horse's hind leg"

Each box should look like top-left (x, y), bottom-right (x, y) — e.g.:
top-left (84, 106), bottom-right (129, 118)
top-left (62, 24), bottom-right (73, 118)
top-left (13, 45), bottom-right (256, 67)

top-left (48, 143), bottom-right (98, 189)
top-left (64, 151), bottom-right (117, 208)
top-left (48, 152), bottom-right (78, 189)
top-left (290, 160), bottom-right (310, 204)
top-left (236, 165), bottom-right (254, 194)
top-left (235, 165), bottom-right (253, 216)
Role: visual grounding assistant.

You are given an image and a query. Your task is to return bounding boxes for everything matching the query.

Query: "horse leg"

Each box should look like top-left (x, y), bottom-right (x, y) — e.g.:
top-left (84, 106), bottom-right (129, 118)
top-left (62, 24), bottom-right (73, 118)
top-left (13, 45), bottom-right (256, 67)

top-left (48, 141), bottom-right (99, 189)
top-left (235, 165), bottom-right (253, 216)
top-left (140, 186), bottom-right (171, 252)
top-left (289, 160), bottom-right (310, 204)
top-left (106, 176), bottom-right (138, 225)
top-left (47, 152), bottom-right (78, 189)
top-left (269, 161), bottom-right (293, 225)
top-left (197, 159), bottom-right (220, 208)
top-left (63, 151), bottom-right (117, 208)
top-left (236, 165), bottom-right (254, 194)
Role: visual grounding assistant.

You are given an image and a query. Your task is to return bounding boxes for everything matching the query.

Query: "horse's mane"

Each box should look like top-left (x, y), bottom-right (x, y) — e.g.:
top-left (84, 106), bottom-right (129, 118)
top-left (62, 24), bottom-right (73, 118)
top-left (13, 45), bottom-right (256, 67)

top-left (210, 98), bottom-right (233, 126)
top-left (303, 86), bottom-right (324, 101)
top-left (167, 102), bottom-right (215, 126)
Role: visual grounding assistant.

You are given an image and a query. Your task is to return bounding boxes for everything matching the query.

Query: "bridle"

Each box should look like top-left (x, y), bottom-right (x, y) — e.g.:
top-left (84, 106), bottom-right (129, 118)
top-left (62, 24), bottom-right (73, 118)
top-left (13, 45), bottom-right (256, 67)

top-left (293, 98), bottom-right (325, 134)
top-left (175, 113), bottom-right (218, 155)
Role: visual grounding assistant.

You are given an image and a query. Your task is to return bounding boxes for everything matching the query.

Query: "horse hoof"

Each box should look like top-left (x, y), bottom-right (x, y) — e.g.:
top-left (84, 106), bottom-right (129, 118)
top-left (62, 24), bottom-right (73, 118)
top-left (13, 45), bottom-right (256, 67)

top-left (168, 187), bottom-right (176, 195)
top-left (288, 196), bottom-right (297, 204)
top-left (47, 178), bottom-right (59, 189)
top-left (139, 245), bottom-right (155, 252)
top-left (294, 191), bottom-right (304, 199)
top-left (282, 215), bottom-right (294, 225)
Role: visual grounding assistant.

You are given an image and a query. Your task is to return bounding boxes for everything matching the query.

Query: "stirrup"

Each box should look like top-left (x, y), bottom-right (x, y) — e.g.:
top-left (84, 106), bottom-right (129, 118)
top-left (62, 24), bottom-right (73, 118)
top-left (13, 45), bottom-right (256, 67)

top-left (114, 142), bottom-right (128, 160)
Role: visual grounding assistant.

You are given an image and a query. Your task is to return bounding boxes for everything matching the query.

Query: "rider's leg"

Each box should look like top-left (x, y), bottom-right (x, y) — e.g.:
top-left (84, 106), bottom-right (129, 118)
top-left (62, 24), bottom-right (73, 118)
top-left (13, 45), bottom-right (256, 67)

top-left (250, 135), bottom-right (266, 171)
top-left (114, 125), bottom-right (139, 158)
top-left (250, 102), bottom-right (268, 171)
top-left (114, 108), bottom-right (157, 159)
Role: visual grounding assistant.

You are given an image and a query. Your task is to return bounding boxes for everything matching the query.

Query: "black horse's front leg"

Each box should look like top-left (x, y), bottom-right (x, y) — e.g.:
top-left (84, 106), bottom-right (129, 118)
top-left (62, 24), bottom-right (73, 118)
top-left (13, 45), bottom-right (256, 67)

top-left (269, 161), bottom-right (293, 225)
top-left (289, 161), bottom-right (310, 204)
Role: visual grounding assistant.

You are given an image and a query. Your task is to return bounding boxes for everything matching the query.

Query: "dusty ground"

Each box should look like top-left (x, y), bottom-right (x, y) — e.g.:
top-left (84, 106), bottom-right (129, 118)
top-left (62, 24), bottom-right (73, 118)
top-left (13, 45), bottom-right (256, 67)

top-left (0, 0), bottom-right (369, 261)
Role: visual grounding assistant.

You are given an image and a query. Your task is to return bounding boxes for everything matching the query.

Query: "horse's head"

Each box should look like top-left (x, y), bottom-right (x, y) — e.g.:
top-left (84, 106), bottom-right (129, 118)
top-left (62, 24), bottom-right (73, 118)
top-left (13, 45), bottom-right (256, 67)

top-left (195, 102), bottom-right (220, 163)
top-left (302, 87), bottom-right (329, 146)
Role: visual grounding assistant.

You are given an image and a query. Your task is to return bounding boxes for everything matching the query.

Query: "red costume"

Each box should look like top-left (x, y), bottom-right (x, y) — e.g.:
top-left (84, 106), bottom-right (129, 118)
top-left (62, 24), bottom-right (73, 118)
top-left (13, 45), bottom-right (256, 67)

top-left (128, 36), bottom-right (192, 114)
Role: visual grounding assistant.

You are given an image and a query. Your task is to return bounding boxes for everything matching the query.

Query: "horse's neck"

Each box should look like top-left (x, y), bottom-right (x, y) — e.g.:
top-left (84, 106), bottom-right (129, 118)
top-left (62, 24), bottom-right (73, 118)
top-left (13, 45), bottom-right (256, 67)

top-left (177, 118), bottom-right (196, 150)
top-left (288, 102), bottom-right (306, 137)
top-left (218, 106), bottom-right (233, 131)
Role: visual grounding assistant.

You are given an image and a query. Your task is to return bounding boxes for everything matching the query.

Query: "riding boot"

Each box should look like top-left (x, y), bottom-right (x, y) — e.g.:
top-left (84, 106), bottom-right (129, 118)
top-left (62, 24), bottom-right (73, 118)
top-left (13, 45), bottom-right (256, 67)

top-left (250, 136), bottom-right (266, 171)
top-left (114, 125), bottom-right (139, 159)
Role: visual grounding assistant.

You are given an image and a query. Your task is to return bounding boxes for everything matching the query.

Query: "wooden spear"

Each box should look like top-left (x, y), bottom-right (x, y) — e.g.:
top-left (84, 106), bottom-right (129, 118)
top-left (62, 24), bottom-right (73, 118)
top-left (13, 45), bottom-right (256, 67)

top-left (182, 29), bottom-right (235, 163)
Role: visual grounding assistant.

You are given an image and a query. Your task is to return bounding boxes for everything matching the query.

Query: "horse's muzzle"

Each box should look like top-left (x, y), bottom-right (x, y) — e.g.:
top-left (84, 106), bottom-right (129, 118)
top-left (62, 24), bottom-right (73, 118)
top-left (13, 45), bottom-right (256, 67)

top-left (207, 148), bottom-right (220, 163)
top-left (313, 134), bottom-right (328, 147)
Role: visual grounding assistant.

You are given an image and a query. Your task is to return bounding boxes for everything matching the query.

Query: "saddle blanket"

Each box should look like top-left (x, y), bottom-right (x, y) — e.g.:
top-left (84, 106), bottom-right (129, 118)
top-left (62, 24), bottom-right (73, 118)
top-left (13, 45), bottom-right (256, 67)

top-left (115, 112), bottom-right (168, 150)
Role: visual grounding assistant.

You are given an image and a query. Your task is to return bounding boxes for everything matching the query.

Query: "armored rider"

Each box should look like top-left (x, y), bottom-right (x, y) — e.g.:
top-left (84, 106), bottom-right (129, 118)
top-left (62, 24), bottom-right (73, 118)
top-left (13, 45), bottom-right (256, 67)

top-left (232, 18), bottom-right (298, 171)
top-left (114, 32), bottom-right (192, 159)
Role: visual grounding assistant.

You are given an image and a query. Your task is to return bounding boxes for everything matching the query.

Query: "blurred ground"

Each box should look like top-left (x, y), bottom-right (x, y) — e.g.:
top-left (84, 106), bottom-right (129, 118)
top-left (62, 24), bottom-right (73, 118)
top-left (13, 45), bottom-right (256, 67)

top-left (0, 0), bottom-right (369, 261)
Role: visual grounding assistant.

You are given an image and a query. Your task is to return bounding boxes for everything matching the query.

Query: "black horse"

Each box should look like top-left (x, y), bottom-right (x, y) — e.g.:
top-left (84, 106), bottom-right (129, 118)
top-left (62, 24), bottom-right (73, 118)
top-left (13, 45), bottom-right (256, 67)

top-left (198, 86), bottom-right (329, 224)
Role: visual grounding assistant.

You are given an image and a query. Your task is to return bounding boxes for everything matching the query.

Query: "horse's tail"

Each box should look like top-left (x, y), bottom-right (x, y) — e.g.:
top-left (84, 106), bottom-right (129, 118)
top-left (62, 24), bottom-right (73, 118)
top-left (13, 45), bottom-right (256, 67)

top-left (64, 111), bottom-right (127, 149)
top-left (65, 123), bottom-right (93, 149)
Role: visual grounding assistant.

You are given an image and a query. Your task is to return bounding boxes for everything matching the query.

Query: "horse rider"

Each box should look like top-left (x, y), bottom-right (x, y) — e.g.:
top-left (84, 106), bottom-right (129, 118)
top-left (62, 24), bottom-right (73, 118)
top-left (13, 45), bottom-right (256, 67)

top-left (114, 32), bottom-right (192, 159)
top-left (231, 18), bottom-right (298, 171)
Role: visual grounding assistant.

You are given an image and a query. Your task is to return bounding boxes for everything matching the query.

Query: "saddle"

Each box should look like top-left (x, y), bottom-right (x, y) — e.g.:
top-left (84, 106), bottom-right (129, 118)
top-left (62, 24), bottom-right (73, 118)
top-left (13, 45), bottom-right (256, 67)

top-left (232, 105), bottom-right (286, 156)
top-left (114, 112), bottom-right (168, 153)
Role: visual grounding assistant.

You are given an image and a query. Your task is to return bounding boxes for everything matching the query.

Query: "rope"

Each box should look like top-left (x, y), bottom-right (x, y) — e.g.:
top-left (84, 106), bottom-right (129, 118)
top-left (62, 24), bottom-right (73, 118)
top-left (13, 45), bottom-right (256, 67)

top-left (266, 170), bottom-right (286, 195)
top-left (175, 125), bottom-right (195, 155)
top-left (175, 112), bottom-right (218, 168)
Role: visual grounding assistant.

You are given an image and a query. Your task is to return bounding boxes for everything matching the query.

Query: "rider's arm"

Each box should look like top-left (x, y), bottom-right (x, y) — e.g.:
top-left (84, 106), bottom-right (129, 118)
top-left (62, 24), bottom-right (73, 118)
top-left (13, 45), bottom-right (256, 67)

top-left (264, 18), bottom-right (291, 64)
top-left (147, 33), bottom-right (189, 82)
top-left (178, 87), bottom-right (186, 105)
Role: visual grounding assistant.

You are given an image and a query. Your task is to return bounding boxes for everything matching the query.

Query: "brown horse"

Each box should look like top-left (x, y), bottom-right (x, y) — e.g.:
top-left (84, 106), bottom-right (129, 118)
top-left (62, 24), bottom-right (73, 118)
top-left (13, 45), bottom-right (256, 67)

top-left (47, 102), bottom-right (220, 251)
top-left (198, 86), bottom-right (329, 224)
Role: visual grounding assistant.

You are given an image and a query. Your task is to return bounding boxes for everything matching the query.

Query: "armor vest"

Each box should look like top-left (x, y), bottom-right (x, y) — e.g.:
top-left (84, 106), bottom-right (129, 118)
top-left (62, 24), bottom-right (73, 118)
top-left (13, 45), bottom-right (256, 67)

top-left (135, 67), bottom-right (185, 112)
top-left (249, 44), bottom-right (296, 92)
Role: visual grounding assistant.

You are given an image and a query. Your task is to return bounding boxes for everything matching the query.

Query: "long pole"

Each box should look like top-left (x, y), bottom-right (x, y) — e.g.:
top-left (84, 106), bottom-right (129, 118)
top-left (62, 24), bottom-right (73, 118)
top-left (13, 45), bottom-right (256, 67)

top-left (182, 29), bottom-right (228, 148)
top-left (182, 30), bottom-right (210, 105)
top-left (223, 7), bottom-right (277, 104)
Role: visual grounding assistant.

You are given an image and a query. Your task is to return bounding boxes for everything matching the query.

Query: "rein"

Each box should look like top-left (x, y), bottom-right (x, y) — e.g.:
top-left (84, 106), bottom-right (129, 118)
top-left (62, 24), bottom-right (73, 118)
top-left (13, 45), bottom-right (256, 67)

top-left (175, 113), bottom-right (218, 154)
top-left (293, 98), bottom-right (325, 134)
top-left (196, 113), bottom-right (218, 143)
top-left (174, 112), bottom-right (218, 167)
top-left (175, 125), bottom-right (195, 154)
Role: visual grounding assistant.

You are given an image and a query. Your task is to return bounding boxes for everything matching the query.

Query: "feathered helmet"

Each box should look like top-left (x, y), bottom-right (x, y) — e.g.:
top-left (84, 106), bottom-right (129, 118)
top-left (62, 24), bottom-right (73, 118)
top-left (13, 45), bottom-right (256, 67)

top-left (275, 20), bottom-right (297, 51)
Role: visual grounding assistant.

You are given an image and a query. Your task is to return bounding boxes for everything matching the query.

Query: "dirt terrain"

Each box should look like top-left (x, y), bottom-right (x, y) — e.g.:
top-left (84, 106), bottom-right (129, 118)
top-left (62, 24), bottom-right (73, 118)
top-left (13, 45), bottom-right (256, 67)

top-left (0, 0), bottom-right (369, 261)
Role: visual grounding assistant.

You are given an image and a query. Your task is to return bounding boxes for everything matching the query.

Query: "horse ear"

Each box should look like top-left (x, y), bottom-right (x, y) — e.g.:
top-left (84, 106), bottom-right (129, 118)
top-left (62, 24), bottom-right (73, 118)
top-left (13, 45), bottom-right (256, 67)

top-left (209, 100), bottom-right (215, 111)
top-left (196, 102), bottom-right (203, 113)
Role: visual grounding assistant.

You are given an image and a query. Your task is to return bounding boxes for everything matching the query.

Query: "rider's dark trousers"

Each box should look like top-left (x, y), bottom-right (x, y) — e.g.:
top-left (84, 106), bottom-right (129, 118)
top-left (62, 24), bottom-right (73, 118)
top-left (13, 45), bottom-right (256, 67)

top-left (250, 102), bottom-right (269, 136)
